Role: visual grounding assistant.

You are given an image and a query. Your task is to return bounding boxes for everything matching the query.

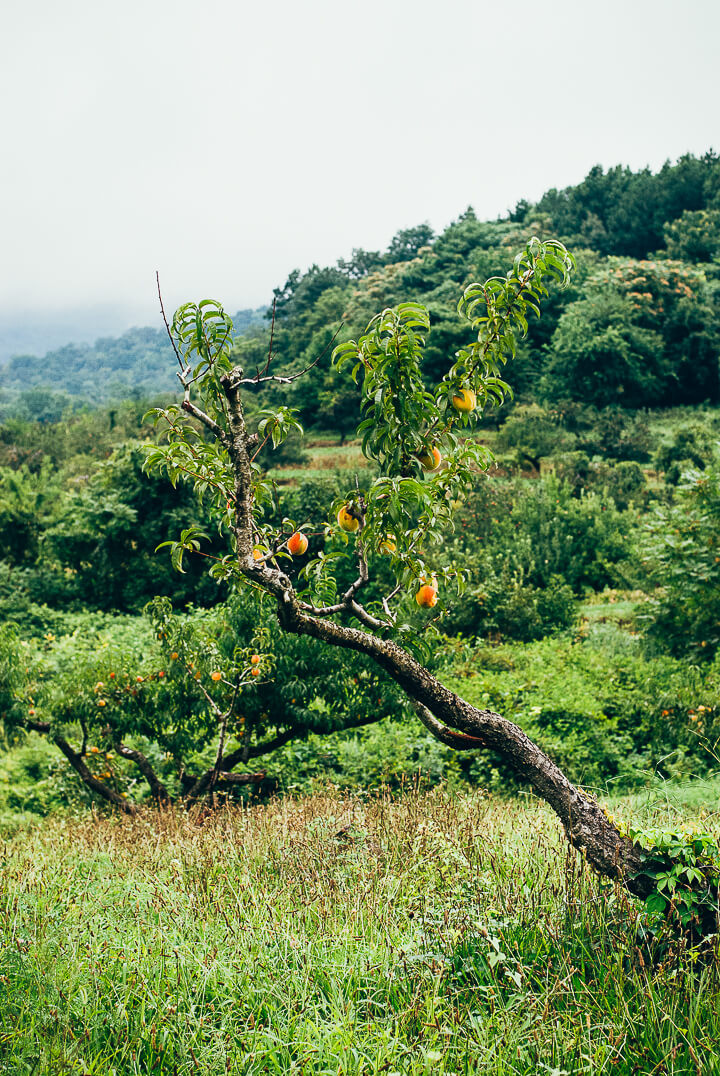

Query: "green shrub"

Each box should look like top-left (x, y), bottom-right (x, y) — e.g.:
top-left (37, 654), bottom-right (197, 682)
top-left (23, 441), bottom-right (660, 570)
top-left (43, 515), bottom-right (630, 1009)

top-left (654, 423), bottom-right (716, 484)
top-left (451, 475), bottom-right (632, 593)
top-left (495, 404), bottom-right (575, 469)
top-left (639, 460), bottom-right (720, 659)
top-left (442, 567), bottom-right (576, 643)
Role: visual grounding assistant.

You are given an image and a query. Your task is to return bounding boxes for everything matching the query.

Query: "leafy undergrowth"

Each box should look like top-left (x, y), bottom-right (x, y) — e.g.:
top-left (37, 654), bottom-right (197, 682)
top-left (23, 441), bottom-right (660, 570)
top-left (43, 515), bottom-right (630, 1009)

top-left (1, 786), bottom-right (720, 1074)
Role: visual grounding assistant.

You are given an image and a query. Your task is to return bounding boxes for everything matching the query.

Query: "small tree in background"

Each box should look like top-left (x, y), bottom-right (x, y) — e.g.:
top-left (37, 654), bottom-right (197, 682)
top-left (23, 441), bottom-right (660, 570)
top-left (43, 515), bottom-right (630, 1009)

top-left (7, 589), bottom-right (403, 812)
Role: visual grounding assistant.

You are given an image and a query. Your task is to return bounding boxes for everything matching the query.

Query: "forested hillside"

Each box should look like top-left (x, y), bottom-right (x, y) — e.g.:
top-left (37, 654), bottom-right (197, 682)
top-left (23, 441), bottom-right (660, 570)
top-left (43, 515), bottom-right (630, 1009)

top-left (0, 308), bottom-right (266, 420)
top-left (251, 151), bottom-right (720, 432)
top-left (2, 153), bottom-right (718, 430)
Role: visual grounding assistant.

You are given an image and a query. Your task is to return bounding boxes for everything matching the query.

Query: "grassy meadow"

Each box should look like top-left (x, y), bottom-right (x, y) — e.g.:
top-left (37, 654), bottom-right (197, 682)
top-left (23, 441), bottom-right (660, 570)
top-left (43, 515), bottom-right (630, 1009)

top-left (3, 782), bottom-right (720, 1075)
top-left (3, 152), bottom-right (720, 1075)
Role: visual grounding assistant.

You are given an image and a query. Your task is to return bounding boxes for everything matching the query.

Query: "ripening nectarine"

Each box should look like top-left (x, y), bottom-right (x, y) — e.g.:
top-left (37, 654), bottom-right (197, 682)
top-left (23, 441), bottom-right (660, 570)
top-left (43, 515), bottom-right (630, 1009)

top-left (337, 505), bottom-right (361, 533)
top-left (451, 387), bottom-right (476, 413)
top-left (287, 531), bottom-right (308, 556)
top-left (379, 535), bottom-right (397, 555)
top-left (415, 584), bottom-right (438, 608)
top-left (417, 446), bottom-right (442, 472)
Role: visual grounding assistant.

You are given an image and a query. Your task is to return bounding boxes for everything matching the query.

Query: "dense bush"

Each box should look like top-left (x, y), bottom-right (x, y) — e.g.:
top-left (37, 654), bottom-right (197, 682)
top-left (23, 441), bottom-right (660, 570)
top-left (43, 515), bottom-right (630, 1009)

top-left (0, 445), bottom-right (227, 615)
top-left (494, 404), bottom-right (575, 470)
top-left (639, 460), bottom-right (720, 660)
top-left (654, 422), bottom-right (718, 484)
top-left (441, 566), bottom-right (576, 643)
top-left (552, 454), bottom-right (647, 509)
top-left (449, 475), bottom-right (632, 595)
top-left (544, 260), bottom-right (720, 407)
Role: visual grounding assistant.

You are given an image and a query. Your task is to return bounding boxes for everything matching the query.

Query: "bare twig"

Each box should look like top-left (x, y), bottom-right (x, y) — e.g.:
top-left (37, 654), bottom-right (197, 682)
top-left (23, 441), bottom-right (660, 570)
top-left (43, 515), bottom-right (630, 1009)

top-left (260, 297), bottom-right (277, 377)
top-left (156, 271), bottom-right (184, 371)
top-left (381, 583), bottom-right (402, 622)
top-left (238, 323), bottom-right (344, 386)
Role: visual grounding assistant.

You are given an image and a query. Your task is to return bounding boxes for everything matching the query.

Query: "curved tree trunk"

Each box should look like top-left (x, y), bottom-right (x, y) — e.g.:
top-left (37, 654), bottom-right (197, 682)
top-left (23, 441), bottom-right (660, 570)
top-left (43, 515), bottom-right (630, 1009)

top-left (215, 369), bottom-right (663, 905)
top-left (276, 589), bottom-right (654, 899)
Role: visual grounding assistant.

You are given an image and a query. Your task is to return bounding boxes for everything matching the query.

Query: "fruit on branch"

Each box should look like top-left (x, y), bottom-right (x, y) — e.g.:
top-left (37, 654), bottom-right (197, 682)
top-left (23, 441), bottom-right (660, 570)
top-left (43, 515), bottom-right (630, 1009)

top-left (451, 387), bottom-right (476, 413)
top-left (250, 654), bottom-right (261, 665)
top-left (211, 671), bottom-right (222, 681)
top-left (287, 531), bottom-right (308, 556)
top-left (415, 584), bottom-right (438, 608)
top-left (252, 547), bottom-right (267, 561)
top-left (416, 446), bottom-right (442, 472)
top-left (378, 535), bottom-right (397, 555)
top-left (250, 668), bottom-right (260, 678)
top-left (337, 505), bottom-right (361, 533)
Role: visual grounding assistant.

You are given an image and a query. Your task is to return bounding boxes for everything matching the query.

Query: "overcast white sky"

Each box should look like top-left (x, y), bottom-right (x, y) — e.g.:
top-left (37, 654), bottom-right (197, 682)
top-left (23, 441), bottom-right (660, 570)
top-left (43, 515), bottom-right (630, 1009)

top-left (2, 0), bottom-right (719, 348)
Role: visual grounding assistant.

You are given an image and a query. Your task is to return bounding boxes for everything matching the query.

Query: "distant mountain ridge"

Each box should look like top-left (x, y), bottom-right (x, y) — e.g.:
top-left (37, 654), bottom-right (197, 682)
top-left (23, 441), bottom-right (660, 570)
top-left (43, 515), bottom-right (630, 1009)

top-left (0, 308), bottom-right (267, 411)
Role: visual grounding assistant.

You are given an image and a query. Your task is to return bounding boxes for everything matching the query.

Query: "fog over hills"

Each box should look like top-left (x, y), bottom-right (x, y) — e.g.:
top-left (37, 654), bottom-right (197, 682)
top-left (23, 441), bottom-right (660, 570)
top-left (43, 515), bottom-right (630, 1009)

top-left (0, 307), bottom-right (154, 367)
top-left (0, 307), bottom-right (268, 411)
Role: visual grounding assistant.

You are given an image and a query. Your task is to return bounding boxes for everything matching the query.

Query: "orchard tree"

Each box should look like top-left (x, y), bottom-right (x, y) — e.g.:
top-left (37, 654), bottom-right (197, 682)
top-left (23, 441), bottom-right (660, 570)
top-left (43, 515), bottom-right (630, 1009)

top-left (141, 235), bottom-right (720, 928)
top-left (14, 236), bottom-right (720, 932)
top-left (7, 590), bottom-right (403, 812)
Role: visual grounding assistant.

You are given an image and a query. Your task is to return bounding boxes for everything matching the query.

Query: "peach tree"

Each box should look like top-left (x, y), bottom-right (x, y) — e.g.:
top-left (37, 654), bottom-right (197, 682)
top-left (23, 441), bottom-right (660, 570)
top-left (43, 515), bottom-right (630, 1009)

top-left (5, 591), bottom-right (403, 812)
top-left (142, 236), bottom-right (711, 915)
top-left (12, 235), bottom-right (719, 933)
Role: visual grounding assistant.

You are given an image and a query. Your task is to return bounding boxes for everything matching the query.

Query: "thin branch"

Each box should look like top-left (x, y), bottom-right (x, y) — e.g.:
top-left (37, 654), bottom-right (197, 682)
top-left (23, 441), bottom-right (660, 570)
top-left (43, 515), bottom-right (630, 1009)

top-left (238, 323), bottom-right (344, 387)
top-left (180, 397), bottom-right (231, 448)
top-left (348, 599), bottom-right (387, 630)
top-left (156, 271), bottom-right (184, 372)
top-left (260, 297), bottom-right (277, 377)
top-left (249, 433), bottom-right (271, 463)
top-left (221, 727), bottom-right (297, 770)
top-left (293, 517), bottom-right (387, 627)
top-left (296, 595), bottom-right (388, 630)
top-left (110, 738), bottom-right (171, 805)
top-left (412, 701), bottom-right (487, 750)
top-left (381, 584), bottom-right (402, 623)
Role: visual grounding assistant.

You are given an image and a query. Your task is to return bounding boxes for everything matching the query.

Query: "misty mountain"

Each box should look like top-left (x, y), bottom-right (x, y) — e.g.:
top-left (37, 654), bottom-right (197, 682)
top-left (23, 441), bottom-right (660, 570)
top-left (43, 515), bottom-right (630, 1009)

top-left (0, 308), bottom-right (268, 415)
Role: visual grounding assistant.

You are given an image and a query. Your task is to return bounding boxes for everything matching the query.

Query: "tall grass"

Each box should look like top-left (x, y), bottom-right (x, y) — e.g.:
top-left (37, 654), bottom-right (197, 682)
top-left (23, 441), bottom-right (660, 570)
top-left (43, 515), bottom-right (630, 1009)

top-left (1, 786), bottom-right (719, 1074)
